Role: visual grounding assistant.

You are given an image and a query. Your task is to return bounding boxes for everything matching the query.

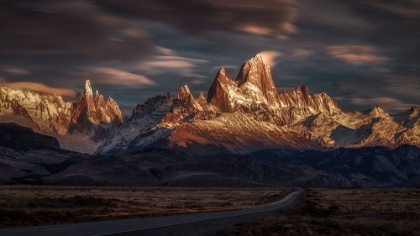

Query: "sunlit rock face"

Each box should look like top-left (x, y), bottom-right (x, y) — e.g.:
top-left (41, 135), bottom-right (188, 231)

top-left (71, 80), bottom-right (123, 125)
top-left (0, 80), bottom-right (123, 153)
top-left (207, 55), bottom-right (341, 119)
top-left (96, 54), bottom-right (420, 156)
top-left (208, 54), bottom-right (280, 113)
top-left (0, 85), bottom-right (74, 135)
top-left (1, 55), bottom-right (419, 156)
top-left (69, 80), bottom-right (123, 142)
top-left (95, 83), bottom-right (222, 156)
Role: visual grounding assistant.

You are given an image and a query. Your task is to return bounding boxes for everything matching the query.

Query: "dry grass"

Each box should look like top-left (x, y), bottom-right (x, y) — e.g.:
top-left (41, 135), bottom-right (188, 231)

top-left (217, 188), bottom-right (420, 236)
top-left (0, 186), bottom-right (290, 227)
top-left (320, 188), bottom-right (420, 212)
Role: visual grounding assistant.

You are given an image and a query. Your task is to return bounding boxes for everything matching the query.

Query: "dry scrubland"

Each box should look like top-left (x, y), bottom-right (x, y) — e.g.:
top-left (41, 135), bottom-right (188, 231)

top-left (217, 188), bottom-right (420, 236)
top-left (321, 188), bottom-right (420, 212)
top-left (0, 186), bottom-right (290, 227)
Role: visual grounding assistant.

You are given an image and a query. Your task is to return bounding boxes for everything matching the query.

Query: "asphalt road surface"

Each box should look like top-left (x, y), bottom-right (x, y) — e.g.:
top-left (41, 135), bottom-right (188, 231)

top-left (0, 189), bottom-right (303, 236)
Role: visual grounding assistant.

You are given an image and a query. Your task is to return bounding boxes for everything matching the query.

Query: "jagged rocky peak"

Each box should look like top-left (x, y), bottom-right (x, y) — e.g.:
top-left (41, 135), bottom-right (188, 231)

top-left (196, 91), bottom-right (207, 106)
top-left (207, 54), bottom-right (343, 115)
top-left (237, 54), bottom-right (272, 86)
top-left (131, 93), bottom-right (175, 120)
top-left (236, 54), bottom-right (279, 107)
top-left (72, 80), bottom-right (123, 125)
top-left (207, 67), bottom-right (237, 112)
top-left (208, 54), bottom-right (280, 112)
top-left (277, 85), bottom-right (341, 115)
top-left (409, 106), bottom-right (420, 117)
top-left (363, 105), bottom-right (389, 118)
top-left (177, 85), bottom-right (195, 104)
top-left (106, 97), bottom-right (123, 123)
top-left (84, 80), bottom-right (93, 97)
top-left (394, 106), bottom-right (420, 128)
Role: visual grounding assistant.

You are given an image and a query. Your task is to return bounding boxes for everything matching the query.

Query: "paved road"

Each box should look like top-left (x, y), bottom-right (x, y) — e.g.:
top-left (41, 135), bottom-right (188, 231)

top-left (0, 189), bottom-right (303, 236)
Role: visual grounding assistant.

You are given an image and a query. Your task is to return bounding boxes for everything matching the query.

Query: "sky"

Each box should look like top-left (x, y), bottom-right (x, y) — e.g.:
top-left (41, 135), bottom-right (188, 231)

top-left (0, 0), bottom-right (419, 116)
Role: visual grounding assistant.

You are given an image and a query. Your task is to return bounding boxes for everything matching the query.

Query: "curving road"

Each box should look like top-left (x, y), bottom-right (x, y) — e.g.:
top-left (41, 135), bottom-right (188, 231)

top-left (0, 188), bottom-right (303, 236)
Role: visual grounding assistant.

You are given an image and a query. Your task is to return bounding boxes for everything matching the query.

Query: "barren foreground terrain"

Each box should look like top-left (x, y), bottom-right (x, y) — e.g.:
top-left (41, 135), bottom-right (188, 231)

top-left (0, 186), bottom-right (289, 227)
top-left (217, 188), bottom-right (420, 236)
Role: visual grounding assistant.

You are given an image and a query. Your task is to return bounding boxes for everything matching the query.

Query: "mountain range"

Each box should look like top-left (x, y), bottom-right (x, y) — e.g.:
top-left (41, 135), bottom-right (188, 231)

top-left (2, 54), bottom-right (418, 155)
top-left (1, 54), bottom-right (420, 187)
top-left (1, 122), bottom-right (419, 187)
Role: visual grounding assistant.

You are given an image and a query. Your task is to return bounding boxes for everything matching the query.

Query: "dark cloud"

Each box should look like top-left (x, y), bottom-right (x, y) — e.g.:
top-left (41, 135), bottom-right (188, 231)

top-left (332, 70), bottom-right (420, 113)
top-left (96, 0), bottom-right (298, 37)
top-left (0, 0), bottom-right (155, 93)
top-left (0, 0), bottom-right (419, 116)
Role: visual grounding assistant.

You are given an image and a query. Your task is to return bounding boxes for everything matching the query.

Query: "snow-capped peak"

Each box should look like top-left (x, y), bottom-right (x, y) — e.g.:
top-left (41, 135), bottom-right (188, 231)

top-left (364, 105), bottom-right (390, 118)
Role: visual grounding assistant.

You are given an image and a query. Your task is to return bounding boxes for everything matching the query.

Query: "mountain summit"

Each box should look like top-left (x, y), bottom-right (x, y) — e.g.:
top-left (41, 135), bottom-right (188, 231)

top-left (208, 55), bottom-right (279, 112)
top-left (236, 54), bottom-right (279, 107)
top-left (0, 80), bottom-right (123, 153)
top-left (72, 80), bottom-right (123, 126)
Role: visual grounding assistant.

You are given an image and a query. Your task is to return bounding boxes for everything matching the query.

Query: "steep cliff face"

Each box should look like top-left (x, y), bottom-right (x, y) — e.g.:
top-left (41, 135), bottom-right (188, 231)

top-left (0, 80), bottom-right (123, 153)
top-left (69, 80), bottom-right (123, 142)
top-left (236, 54), bottom-right (279, 108)
top-left (207, 68), bottom-right (238, 112)
top-left (208, 56), bottom-right (281, 113)
top-left (394, 107), bottom-right (420, 147)
top-left (71, 80), bottom-right (123, 126)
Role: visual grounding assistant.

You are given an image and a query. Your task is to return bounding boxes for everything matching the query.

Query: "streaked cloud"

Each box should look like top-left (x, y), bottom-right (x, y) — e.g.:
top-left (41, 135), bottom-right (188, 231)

top-left (0, 0), bottom-right (419, 116)
top-left (366, 0), bottom-right (420, 19)
top-left (381, 75), bottom-right (420, 100)
top-left (97, 0), bottom-right (299, 37)
top-left (291, 49), bottom-right (313, 59)
top-left (236, 25), bottom-right (273, 36)
top-left (138, 56), bottom-right (208, 78)
top-left (1, 66), bottom-right (30, 75)
top-left (155, 46), bottom-right (174, 56)
top-left (0, 1), bottom-right (154, 59)
top-left (1, 81), bottom-right (77, 98)
top-left (326, 45), bottom-right (389, 65)
top-left (351, 97), bottom-right (416, 113)
top-left (89, 68), bottom-right (155, 87)
top-left (258, 51), bottom-right (282, 68)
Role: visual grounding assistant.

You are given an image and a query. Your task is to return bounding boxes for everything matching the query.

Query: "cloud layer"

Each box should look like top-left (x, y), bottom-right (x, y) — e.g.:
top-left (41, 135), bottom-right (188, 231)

top-left (326, 45), bottom-right (389, 65)
top-left (0, 0), bottom-right (418, 115)
top-left (96, 0), bottom-right (299, 37)
top-left (1, 81), bottom-right (77, 98)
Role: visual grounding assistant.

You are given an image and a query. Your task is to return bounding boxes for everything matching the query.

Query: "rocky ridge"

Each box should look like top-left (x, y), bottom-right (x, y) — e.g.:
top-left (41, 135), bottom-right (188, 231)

top-left (0, 80), bottom-right (123, 153)
top-left (95, 54), bottom-right (420, 155)
top-left (0, 54), bottom-right (419, 155)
